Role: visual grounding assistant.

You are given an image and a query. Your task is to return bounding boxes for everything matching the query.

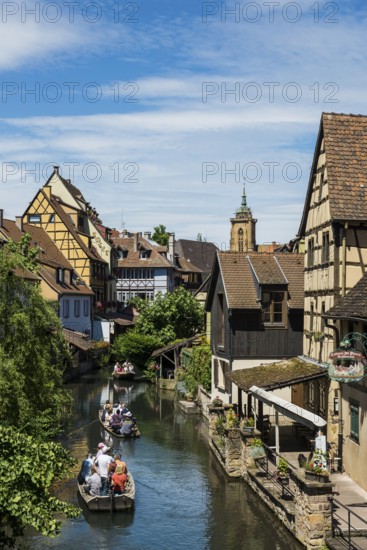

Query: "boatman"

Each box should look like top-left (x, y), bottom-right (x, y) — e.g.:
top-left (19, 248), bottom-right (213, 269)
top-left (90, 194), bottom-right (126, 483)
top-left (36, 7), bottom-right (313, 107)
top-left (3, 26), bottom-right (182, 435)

top-left (95, 446), bottom-right (113, 496)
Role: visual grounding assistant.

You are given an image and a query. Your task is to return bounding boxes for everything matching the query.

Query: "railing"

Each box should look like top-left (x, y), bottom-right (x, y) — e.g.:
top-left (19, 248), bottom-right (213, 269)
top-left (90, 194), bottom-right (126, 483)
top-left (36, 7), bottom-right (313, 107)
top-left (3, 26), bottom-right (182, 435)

top-left (254, 443), bottom-right (297, 501)
top-left (330, 497), bottom-right (367, 549)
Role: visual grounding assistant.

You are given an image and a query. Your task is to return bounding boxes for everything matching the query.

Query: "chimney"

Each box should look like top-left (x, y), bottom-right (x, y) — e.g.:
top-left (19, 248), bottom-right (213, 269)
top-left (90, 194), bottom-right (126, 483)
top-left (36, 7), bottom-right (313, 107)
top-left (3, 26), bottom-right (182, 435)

top-left (168, 232), bottom-right (175, 260)
top-left (144, 231), bottom-right (151, 240)
top-left (54, 165), bottom-right (59, 175)
top-left (133, 232), bottom-right (139, 252)
top-left (0, 209), bottom-right (3, 227)
top-left (15, 216), bottom-right (23, 231)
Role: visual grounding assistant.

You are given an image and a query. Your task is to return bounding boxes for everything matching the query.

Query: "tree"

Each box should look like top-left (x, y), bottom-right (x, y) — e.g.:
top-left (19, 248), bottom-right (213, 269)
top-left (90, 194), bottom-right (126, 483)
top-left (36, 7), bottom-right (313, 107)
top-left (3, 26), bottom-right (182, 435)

top-left (112, 288), bottom-right (204, 371)
top-left (112, 331), bottom-right (163, 370)
top-left (151, 224), bottom-right (169, 246)
top-left (0, 240), bottom-right (72, 438)
top-left (135, 287), bottom-right (204, 343)
top-left (0, 238), bottom-right (79, 543)
top-left (0, 426), bottom-right (79, 548)
top-left (177, 342), bottom-right (211, 396)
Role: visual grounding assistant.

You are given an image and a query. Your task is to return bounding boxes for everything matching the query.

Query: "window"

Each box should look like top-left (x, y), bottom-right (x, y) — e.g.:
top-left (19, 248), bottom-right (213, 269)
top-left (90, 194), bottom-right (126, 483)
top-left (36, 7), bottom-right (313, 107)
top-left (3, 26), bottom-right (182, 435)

top-left (350, 400), bottom-right (360, 443)
top-left (321, 302), bottom-right (325, 331)
top-left (63, 300), bottom-right (69, 318)
top-left (307, 237), bottom-right (315, 267)
top-left (28, 214), bottom-right (41, 223)
top-left (57, 268), bottom-right (64, 284)
top-left (310, 302), bottom-right (314, 332)
top-left (84, 300), bottom-right (89, 317)
top-left (318, 172), bottom-right (324, 202)
top-left (213, 358), bottom-right (219, 387)
top-left (262, 291), bottom-right (284, 324)
top-left (217, 294), bottom-right (225, 346)
top-left (49, 214), bottom-right (55, 223)
top-left (319, 383), bottom-right (326, 416)
top-left (74, 300), bottom-right (80, 317)
top-left (322, 232), bottom-right (330, 263)
top-left (238, 228), bottom-right (244, 252)
top-left (308, 381), bottom-right (315, 407)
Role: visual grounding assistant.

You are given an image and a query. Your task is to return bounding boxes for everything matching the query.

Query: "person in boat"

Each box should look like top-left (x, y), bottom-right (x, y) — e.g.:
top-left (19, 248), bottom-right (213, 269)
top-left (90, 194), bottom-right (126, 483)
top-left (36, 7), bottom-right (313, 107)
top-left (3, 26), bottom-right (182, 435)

top-left (95, 442), bottom-right (107, 460)
top-left (127, 361), bottom-right (135, 373)
top-left (101, 400), bottom-right (113, 422)
top-left (117, 402), bottom-right (129, 416)
top-left (108, 452), bottom-right (127, 478)
top-left (83, 464), bottom-right (101, 496)
top-left (111, 464), bottom-right (127, 495)
top-left (109, 411), bottom-right (123, 433)
top-left (95, 446), bottom-right (113, 496)
top-left (120, 411), bottom-right (137, 437)
top-left (78, 453), bottom-right (93, 485)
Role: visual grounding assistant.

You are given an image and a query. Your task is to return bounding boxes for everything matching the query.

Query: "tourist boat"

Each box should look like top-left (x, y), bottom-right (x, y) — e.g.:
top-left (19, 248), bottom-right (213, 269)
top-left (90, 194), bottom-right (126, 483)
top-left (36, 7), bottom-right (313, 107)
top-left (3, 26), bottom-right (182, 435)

top-left (99, 410), bottom-right (141, 438)
top-left (78, 472), bottom-right (135, 512)
top-left (112, 370), bottom-right (135, 381)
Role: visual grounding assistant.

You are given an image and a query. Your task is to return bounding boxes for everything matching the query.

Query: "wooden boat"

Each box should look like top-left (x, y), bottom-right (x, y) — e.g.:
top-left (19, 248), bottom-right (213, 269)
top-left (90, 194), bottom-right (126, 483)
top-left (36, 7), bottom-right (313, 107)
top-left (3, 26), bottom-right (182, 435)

top-left (78, 472), bottom-right (135, 512)
top-left (113, 371), bottom-right (135, 380)
top-left (99, 410), bottom-right (141, 438)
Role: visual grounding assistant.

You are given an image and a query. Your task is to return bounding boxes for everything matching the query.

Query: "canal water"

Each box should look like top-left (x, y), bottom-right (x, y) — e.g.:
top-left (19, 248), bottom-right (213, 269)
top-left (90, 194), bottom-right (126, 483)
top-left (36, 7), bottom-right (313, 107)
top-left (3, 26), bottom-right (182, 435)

top-left (25, 369), bottom-right (302, 550)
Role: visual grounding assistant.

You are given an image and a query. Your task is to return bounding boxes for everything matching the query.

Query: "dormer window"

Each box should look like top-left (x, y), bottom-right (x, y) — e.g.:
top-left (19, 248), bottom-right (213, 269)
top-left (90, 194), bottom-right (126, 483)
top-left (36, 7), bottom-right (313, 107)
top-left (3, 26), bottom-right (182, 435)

top-left (140, 250), bottom-right (150, 259)
top-left (57, 268), bottom-right (64, 284)
top-left (261, 290), bottom-right (285, 325)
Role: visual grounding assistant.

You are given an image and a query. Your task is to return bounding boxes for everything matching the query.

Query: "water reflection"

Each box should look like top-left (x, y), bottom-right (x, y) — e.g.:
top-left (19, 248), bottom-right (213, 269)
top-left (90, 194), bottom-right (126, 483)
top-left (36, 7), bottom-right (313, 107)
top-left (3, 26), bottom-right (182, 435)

top-left (24, 369), bottom-right (302, 550)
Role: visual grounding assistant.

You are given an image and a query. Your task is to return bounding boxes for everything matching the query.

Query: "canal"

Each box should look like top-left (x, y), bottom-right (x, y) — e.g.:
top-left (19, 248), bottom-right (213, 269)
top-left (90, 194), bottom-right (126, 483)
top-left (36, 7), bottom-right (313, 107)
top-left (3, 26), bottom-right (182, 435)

top-left (25, 368), bottom-right (302, 550)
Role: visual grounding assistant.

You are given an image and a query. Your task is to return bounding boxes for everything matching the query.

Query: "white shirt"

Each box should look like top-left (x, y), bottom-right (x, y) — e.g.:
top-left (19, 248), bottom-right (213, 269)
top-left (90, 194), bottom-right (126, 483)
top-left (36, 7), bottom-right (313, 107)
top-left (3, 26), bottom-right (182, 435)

top-left (96, 454), bottom-right (113, 478)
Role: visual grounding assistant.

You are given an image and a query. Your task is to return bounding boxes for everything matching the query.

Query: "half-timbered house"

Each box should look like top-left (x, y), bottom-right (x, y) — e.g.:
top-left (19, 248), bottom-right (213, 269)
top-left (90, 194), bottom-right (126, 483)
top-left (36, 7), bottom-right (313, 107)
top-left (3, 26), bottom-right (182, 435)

top-left (298, 112), bottom-right (367, 489)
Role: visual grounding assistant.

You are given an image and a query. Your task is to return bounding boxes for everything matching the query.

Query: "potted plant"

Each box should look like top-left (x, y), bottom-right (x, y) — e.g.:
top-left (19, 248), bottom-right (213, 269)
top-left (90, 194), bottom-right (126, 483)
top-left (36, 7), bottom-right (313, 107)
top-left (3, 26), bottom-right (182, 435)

top-left (313, 331), bottom-right (325, 342)
top-left (241, 417), bottom-right (255, 433)
top-left (226, 408), bottom-right (240, 428)
top-left (211, 396), bottom-right (223, 408)
top-left (250, 438), bottom-right (266, 465)
top-left (277, 458), bottom-right (290, 485)
top-left (305, 449), bottom-right (330, 482)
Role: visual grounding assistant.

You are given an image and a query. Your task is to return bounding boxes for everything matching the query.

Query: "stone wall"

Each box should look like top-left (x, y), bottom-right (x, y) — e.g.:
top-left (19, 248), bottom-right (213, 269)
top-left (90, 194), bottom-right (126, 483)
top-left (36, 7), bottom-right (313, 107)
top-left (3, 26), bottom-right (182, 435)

top-left (208, 407), bottom-right (333, 549)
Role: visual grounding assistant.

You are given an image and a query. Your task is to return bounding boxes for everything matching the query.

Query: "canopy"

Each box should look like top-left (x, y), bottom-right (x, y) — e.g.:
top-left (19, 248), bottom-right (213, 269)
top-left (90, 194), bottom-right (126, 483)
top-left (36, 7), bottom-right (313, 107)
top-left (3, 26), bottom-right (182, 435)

top-left (249, 385), bottom-right (327, 429)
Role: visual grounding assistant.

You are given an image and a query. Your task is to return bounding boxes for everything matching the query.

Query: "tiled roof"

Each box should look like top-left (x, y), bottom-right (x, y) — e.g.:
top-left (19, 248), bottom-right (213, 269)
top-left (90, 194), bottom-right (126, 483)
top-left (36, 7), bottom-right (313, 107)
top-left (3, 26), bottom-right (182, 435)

top-left (248, 255), bottom-right (287, 285)
top-left (47, 193), bottom-right (107, 263)
top-left (23, 223), bottom-right (72, 269)
top-left (299, 112), bottom-right (367, 234)
top-left (176, 256), bottom-right (202, 273)
top-left (323, 113), bottom-right (367, 220)
top-left (227, 358), bottom-right (326, 392)
top-left (112, 235), bottom-right (174, 268)
top-left (63, 328), bottom-right (93, 351)
top-left (327, 273), bottom-right (367, 320)
top-left (40, 266), bottom-right (94, 296)
top-left (175, 239), bottom-right (217, 276)
top-left (13, 266), bottom-right (40, 281)
top-left (217, 252), bottom-right (304, 309)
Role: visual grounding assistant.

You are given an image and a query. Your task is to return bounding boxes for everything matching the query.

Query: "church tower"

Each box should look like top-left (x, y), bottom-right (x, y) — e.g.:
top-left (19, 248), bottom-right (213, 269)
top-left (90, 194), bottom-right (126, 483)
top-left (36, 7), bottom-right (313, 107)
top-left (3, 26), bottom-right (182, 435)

top-left (230, 185), bottom-right (257, 252)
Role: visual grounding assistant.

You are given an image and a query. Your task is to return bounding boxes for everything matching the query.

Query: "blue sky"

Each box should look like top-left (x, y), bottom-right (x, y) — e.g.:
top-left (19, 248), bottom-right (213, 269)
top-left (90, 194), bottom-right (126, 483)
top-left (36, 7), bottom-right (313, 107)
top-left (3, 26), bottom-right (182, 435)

top-left (0, 0), bottom-right (366, 248)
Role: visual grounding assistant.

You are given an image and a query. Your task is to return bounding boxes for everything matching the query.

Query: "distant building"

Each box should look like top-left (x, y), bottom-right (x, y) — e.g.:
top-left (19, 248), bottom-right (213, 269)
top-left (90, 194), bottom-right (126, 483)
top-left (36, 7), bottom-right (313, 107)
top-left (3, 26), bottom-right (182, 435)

top-left (111, 230), bottom-right (177, 307)
top-left (230, 185), bottom-right (257, 252)
top-left (175, 239), bottom-right (218, 292)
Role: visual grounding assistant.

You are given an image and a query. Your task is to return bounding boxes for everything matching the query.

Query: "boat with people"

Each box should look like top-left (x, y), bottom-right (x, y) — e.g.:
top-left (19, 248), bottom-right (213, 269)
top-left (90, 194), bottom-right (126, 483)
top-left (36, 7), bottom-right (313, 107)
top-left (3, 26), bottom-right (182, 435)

top-left (78, 471), bottom-right (135, 512)
top-left (112, 360), bottom-right (135, 380)
top-left (99, 409), bottom-right (141, 438)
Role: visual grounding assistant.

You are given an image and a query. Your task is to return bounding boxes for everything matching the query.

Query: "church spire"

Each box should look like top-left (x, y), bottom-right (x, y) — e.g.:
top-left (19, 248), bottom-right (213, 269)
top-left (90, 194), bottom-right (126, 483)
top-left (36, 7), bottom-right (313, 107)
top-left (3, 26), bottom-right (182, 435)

top-left (230, 184), bottom-right (257, 252)
top-left (236, 183), bottom-right (250, 216)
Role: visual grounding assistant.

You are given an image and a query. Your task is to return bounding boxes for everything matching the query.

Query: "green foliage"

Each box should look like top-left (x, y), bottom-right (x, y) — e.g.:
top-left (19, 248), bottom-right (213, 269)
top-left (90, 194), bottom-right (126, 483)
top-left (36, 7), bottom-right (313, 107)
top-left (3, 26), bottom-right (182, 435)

top-left (277, 458), bottom-right (289, 477)
top-left (215, 414), bottom-right (226, 435)
top-left (135, 287), bottom-right (204, 343)
top-left (0, 425), bottom-right (79, 547)
top-left (151, 224), bottom-right (169, 246)
top-left (112, 330), bottom-right (163, 370)
top-left (0, 239), bottom-right (72, 438)
top-left (226, 408), bottom-right (240, 428)
top-left (0, 239), bottom-right (78, 543)
top-left (5, 233), bottom-right (40, 273)
top-left (177, 343), bottom-right (211, 396)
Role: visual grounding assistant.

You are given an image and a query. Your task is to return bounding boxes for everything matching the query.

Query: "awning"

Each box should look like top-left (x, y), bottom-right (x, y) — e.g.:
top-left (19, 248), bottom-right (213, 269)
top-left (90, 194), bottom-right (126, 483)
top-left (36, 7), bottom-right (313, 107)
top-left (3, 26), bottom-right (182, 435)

top-left (226, 357), bottom-right (327, 392)
top-left (249, 385), bottom-right (327, 429)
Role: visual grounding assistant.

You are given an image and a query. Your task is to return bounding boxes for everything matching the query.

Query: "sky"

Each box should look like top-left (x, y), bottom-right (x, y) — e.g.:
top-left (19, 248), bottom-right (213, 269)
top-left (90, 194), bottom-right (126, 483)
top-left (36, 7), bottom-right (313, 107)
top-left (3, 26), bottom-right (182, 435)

top-left (0, 0), bottom-right (366, 249)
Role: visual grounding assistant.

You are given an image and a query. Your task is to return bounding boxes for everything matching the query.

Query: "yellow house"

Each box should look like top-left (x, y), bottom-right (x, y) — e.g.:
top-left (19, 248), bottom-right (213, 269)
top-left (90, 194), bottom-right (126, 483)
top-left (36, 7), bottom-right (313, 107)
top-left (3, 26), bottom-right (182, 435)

top-left (22, 167), bottom-right (109, 307)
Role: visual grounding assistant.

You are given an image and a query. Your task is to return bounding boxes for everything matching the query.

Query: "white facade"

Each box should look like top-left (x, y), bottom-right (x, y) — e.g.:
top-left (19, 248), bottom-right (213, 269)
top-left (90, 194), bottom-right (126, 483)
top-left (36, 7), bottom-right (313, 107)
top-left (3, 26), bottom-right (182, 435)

top-left (116, 267), bottom-right (174, 306)
top-left (60, 295), bottom-right (92, 335)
